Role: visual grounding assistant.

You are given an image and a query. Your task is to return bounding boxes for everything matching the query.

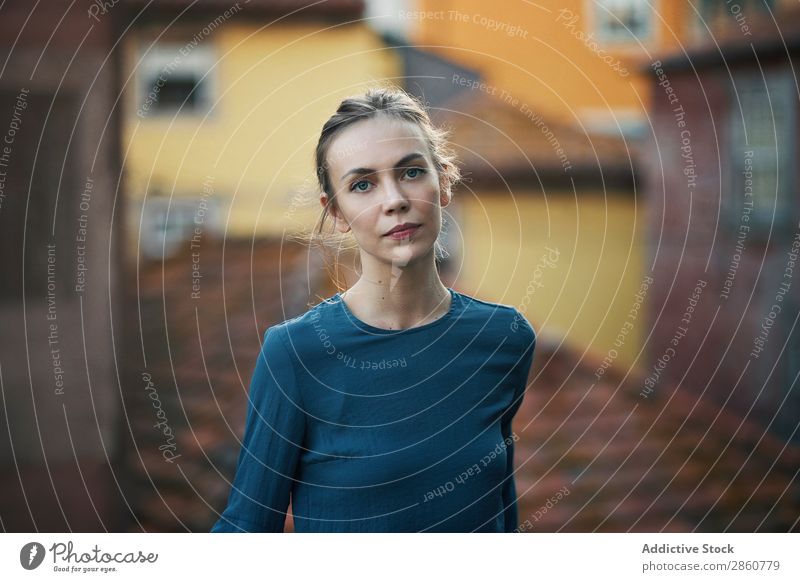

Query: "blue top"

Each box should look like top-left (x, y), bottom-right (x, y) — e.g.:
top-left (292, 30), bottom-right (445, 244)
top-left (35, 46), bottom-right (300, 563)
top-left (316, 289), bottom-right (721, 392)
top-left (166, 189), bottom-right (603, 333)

top-left (210, 287), bottom-right (536, 533)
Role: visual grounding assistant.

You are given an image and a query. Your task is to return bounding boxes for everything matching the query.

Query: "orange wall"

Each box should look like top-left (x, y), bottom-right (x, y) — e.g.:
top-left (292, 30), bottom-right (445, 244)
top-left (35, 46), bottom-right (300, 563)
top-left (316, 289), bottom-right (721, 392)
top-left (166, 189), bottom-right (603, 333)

top-left (413, 0), bottom-right (688, 129)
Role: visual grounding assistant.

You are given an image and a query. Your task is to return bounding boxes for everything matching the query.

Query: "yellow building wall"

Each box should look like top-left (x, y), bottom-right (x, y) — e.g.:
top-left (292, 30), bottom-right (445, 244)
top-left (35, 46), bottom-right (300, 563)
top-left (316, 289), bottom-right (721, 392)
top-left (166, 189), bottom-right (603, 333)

top-left (461, 191), bottom-right (646, 370)
top-left (124, 22), bottom-right (402, 238)
top-left (413, 0), bottom-right (687, 128)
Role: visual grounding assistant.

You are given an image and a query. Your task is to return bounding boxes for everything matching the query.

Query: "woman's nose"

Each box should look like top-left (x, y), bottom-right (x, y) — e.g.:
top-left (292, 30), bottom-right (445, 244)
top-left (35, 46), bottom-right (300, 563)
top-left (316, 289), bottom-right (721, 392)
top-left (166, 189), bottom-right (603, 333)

top-left (382, 179), bottom-right (409, 212)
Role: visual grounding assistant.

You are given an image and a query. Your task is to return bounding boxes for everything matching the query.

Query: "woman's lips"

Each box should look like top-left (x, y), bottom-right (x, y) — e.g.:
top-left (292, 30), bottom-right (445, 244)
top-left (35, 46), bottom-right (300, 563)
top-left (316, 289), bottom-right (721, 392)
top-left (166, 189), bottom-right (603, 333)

top-left (385, 224), bottom-right (421, 240)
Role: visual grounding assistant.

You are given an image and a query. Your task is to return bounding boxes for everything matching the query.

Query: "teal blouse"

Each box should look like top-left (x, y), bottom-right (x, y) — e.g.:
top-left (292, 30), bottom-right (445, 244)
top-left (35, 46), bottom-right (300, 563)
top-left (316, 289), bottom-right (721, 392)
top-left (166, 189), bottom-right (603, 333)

top-left (211, 287), bottom-right (536, 532)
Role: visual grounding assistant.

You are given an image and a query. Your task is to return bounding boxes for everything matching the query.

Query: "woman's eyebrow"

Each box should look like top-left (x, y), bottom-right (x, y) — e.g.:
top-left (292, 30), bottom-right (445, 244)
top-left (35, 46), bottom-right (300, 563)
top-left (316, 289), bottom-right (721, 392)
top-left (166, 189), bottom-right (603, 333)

top-left (340, 152), bottom-right (427, 181)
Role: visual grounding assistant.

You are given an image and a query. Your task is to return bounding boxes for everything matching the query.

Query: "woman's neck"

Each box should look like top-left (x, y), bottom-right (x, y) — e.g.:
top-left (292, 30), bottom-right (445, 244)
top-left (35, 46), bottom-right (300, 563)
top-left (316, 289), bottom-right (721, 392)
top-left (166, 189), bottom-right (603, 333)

top-left (341, 253), bottom-right (451, 330)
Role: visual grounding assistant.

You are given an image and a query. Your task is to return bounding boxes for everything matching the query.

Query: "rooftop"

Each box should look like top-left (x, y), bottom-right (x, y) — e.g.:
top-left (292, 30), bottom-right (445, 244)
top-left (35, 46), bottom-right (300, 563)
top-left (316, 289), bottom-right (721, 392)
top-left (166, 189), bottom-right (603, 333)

top-left (125, 238), bottom-right (799, 531)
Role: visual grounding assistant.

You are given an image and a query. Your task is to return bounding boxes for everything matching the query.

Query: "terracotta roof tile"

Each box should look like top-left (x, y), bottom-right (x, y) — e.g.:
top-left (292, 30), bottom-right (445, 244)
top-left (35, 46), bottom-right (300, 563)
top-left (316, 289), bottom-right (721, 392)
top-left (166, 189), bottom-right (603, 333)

top-left (433, 90), bottom-right (636, 184)
top-left (515, 341), bottom-right (800, 531)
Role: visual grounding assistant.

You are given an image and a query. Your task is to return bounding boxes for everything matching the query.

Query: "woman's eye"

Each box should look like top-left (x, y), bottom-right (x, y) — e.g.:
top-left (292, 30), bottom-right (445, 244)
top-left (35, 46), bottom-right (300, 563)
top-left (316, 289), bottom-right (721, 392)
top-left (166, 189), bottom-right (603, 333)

top-left (404, 167), bottom-right (424, 179)
top-left (351, 180), bottom-right (371, 192)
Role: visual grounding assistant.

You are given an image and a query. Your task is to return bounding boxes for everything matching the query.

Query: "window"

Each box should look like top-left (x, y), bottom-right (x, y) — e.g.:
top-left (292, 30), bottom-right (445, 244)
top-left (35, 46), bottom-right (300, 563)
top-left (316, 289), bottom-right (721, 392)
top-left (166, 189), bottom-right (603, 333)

top-left (727, 69), bottom-right (796, 229)
top-left (594, 0), bottom-right (653, 43)
top-left (137, 42), bottom-right (215, 118)
top-left (694, 0), bottom-right (776, 41)
top-left (697, 0), bottom-right (776, 22)
top-left (138, 195), bottom-right (220, 259)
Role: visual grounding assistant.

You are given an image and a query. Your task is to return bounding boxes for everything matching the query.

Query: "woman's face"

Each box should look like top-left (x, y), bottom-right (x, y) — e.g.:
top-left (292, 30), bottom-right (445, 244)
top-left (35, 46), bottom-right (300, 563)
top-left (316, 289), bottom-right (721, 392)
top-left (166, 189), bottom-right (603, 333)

top-left (321, 114), bottom-right (450, 269)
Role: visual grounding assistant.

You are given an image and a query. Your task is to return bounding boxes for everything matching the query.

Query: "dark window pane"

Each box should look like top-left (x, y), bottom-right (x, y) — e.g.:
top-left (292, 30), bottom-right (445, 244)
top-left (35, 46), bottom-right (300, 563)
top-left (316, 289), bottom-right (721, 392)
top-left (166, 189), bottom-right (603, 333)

top-left (151, 76), bottom-right (202, 110)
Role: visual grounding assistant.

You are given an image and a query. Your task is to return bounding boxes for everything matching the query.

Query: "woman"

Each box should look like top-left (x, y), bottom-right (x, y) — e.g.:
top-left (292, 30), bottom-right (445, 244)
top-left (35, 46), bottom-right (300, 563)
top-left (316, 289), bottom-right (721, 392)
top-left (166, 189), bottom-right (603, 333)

top-left (211, 86), bottom-right (536, 532)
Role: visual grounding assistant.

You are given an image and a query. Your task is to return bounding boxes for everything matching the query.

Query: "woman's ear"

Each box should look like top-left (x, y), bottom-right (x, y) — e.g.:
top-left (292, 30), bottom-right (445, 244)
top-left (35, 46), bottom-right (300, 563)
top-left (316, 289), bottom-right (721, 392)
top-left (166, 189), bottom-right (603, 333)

top-left (333, 215), bottom-right (351, 234)
top-left (321, 194), bottom-right (351, 233)
top-left (438, 165), bottom-right (452, 208)
top-left (440, 187), bottom-right (452, 209)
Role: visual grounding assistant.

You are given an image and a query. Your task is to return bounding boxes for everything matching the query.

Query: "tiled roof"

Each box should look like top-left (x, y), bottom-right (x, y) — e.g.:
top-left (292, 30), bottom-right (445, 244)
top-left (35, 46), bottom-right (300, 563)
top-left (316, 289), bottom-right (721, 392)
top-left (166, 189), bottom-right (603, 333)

top-left (432, 90), bottom-right (636, 185)
top-left (126, 239), bottom-right (799, 531)
top-left (517, 336), bottom-right (800, 531)
top-left (124, 237), bottom-right (332, 531)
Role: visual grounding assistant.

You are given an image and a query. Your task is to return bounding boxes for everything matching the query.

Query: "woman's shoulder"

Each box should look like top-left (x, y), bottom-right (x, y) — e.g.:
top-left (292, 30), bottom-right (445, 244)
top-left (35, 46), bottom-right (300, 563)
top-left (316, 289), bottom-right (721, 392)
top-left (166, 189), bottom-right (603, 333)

top-left (258, 294), bottom-right (340, 350)
top-left (458, 290), bottom-right (518, 315)
top-left (456, 290), bottom-right (536, 344)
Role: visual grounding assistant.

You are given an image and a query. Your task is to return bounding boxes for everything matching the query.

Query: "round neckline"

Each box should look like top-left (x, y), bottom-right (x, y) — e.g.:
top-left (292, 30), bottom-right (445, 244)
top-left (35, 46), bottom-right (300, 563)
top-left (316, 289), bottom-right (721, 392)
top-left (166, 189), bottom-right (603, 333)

top-left (333, 287), bottom-right (460, 334)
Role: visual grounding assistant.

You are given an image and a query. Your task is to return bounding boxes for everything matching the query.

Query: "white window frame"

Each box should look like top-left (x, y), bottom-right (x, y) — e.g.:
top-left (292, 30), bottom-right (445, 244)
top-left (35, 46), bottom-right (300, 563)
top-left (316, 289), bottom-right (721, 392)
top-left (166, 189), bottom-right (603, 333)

top-left (136, 41), bottom-right (216, 118)
top-left (591, 0), bottom-right (655, 44)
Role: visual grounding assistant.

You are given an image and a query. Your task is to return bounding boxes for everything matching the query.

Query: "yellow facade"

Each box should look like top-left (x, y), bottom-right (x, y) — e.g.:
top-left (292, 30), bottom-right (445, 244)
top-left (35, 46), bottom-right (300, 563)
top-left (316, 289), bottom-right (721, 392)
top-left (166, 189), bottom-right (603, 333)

top-left (124, 22), bottom-right (401, 238)
top-left (461, 190), bottom-right (645, 369)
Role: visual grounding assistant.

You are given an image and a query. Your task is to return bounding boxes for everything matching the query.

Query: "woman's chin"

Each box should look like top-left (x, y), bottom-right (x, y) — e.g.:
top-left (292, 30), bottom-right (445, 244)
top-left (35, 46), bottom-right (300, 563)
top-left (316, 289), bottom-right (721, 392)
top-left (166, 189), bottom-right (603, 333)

top-left (387, 242), bottom-right (437, 266)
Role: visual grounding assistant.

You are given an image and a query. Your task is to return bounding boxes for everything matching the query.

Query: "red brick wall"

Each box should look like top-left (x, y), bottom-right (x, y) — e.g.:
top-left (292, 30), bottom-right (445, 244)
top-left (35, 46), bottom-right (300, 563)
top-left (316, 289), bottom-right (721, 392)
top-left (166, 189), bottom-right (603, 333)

top-left (644, 55), bottom-right (800, 442)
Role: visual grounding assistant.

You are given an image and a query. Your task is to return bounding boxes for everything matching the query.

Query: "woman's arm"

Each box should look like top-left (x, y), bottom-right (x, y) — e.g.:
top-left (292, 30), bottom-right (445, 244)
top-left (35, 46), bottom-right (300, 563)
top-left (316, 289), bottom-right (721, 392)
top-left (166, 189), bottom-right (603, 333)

top-left (211, 325), bottom-right (305, 532)
top-left (500, 314), bottom-right (536, 532)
